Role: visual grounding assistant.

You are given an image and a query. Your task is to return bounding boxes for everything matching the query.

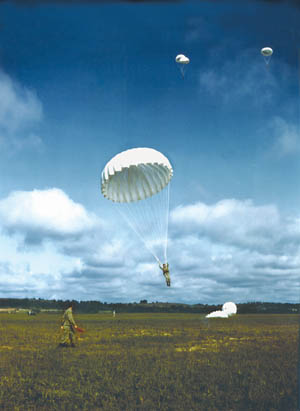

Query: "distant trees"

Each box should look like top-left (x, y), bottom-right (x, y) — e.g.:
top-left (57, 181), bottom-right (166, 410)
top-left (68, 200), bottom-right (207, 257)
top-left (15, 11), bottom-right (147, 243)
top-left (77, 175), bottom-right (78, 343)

top-left (0, 298), bottom-right (298, 314)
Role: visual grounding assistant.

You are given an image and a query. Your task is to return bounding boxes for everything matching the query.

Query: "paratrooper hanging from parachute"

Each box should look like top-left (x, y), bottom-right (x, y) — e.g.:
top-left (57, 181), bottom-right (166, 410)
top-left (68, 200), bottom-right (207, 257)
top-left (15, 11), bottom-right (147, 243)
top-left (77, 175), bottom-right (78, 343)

top-left (101, 147), bottom-right (173, 287)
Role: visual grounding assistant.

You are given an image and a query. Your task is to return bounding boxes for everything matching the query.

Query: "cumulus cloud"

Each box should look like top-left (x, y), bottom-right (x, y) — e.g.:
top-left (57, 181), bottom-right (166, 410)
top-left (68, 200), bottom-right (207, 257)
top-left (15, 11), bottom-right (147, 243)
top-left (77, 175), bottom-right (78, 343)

top-left (164, 198), bottom-right (300, 303)
top-left (170, 199), bottom-right (282, 251)
top-left (0, 188), bottom-right (142, 300)
top-left (269, 116), bottom-right (300, 157)
top-left (0, 259), bottom-right (65, 297)
top-left (0, 188), bottom-right (101, 244)
top-left (1, 192), bottom-right (300, 303)
top-left (0, 70), bottom-right (43, 148)
top-left (81, 239), bottom-right (131, 269)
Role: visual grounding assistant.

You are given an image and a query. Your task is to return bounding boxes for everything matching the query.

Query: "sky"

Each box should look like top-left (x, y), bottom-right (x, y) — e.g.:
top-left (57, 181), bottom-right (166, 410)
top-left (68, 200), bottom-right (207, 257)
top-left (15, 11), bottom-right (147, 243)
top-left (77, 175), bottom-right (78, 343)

top-left (0, 0), bottom-right (300, 304)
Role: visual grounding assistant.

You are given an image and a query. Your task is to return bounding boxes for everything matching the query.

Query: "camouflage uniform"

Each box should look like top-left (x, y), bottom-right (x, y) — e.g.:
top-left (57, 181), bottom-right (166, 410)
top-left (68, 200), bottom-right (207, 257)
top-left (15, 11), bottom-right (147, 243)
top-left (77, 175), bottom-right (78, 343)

top-left (60, 307), bottom-right (77, 347)
top-left (160, 263), bottom-right (171, 287)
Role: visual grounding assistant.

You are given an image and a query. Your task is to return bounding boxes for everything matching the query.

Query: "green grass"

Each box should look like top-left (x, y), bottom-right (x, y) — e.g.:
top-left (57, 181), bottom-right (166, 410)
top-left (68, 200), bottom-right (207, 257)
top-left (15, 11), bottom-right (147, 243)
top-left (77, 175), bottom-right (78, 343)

top-left (0, 313), bottom-right (297, 410)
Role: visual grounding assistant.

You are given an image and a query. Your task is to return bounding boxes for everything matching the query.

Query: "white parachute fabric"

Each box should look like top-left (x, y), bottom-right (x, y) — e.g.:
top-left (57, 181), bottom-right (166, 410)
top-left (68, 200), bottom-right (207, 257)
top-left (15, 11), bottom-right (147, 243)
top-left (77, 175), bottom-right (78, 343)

top-left (101, 148), bottom-right (173, 264)
top-left (115, 184), bottom-right (170, 264)
top-left (261, 47), bottom-right (273, 65)
top-left (102, 149), bottom-right (172, 202)
top-left (175, 54), bottom-right (190, 78)
top-left (222, 302), bottom-right (237, 315)
top-left (206, 302), bottom-right (237, 318)
top-left (206, 310), bottom-right (229, 318)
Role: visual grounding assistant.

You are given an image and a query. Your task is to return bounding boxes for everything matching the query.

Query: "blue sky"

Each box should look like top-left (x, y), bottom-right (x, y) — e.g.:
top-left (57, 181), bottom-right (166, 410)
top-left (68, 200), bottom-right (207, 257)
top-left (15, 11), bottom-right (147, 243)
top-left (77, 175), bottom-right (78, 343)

top-left (0, 0), bottom-right (300, 304)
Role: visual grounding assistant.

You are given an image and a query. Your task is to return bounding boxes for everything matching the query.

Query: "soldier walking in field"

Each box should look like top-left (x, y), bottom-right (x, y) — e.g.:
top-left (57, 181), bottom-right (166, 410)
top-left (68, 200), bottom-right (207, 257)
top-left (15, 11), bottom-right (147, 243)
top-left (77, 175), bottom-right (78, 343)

top-left (58, 303), bottom-right (78, 348)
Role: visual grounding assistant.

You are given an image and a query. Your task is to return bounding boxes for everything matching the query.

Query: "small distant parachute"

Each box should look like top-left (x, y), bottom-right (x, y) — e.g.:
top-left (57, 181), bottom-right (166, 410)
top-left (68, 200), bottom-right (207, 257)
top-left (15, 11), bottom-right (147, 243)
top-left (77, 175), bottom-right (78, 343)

top-left (222, 302), bottom-right (237, 316)
top-left (206, 310), bottom-right (229, 319)
top-left (261, 47), bottom-right (273, 66)
top-left (175, 54), bottom-right (190, 78)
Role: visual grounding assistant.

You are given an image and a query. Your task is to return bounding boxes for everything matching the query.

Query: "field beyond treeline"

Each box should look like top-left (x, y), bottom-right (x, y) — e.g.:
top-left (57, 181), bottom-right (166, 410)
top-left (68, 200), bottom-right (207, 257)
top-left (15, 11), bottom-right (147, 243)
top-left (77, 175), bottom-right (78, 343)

top-left (0, 313), bottom-right (297, 410)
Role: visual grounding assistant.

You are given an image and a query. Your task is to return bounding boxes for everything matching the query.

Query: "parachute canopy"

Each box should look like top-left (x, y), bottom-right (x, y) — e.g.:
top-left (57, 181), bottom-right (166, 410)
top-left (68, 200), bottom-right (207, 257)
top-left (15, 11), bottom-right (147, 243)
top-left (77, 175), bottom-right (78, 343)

top-left (101, 148), bottom-right (173, 203)
top-left (222, 302), bottom-right (237, 315)
top-left (206, 310), bottom-right (229, 319)
top-left (261, 47), bottom-right (273, 57)
top-left (175, 54), bottom-right (190, 64)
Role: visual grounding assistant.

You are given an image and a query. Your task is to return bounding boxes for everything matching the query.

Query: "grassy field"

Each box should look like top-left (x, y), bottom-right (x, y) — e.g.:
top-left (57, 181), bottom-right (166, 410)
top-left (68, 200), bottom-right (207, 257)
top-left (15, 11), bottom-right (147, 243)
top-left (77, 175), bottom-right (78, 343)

top-left (0, 313), bottom-right (297, 410)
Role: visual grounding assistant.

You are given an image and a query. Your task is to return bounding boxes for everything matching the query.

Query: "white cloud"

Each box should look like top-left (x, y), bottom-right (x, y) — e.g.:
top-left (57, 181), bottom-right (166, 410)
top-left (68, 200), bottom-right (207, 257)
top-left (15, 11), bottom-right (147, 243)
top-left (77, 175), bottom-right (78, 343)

top-left (80, 238), bottom-right (129, 269)
top-left (170, 199), bottom-right (281, 251)
top-left (0, 192), bottom-right (300, 303)
top-left (0, 188), bottom-right (100, 243)
top-left (0, 69), bottom-right (43, 147)
top-left (270, 116), bottom-right (300, 157)
top-left (0, 257), bottom-right (66, 298)
top-left (166, 198), bottom-right (300, 303)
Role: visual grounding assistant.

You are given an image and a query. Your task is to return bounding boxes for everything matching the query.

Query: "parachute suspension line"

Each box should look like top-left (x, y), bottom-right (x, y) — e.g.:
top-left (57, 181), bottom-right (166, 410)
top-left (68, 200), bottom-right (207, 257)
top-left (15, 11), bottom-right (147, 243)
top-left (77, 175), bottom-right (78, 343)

top-left (125, 200), bottom-right (160, 261)
top-left (262, 54), bottom-right (271, 72)
top-left (154, 183), bottom-right (169, 264)
top-left (164, 183), bottom-right (170, 264)
top-left (115, 204), bottom-right (160, 263)
top-left (113, 176), bottom-right (170, 265)
top-left (180, 66), bottom-right (185, 78)
top-left (138, 165), bottom-right (162, 250)
top-left (151, 186), bottom-right (169, 264)
top-left (146, 165), bottom-right (167, 250)
top-left (264, 55), bottom-right (272, 67)
top-left (155, 184), bottom-right (166, 263)
top-left (155, 184), bottom-right (163, 249)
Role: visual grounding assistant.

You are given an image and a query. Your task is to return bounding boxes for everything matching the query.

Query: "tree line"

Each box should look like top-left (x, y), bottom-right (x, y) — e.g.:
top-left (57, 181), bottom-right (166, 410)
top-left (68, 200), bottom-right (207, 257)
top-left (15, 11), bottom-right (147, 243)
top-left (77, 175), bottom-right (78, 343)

top-left (0, 298), bottom-right (298, 314)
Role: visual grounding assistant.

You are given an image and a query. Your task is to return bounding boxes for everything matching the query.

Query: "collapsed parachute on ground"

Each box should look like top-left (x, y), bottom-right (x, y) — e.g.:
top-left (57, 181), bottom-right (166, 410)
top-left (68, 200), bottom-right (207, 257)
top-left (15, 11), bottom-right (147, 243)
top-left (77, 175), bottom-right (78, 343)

top-left (261, 47), bottom-right (273, 65)
top-left (175, 54), bottom-right (190, 78)
top-left (222, 302), bottom-right (237, 315)
top-left (206, 302), bottom-right (237, 318)
top-left (206, 310), bottom-right (229, 318)
top-left (101, 147), bottom-right (173, 265)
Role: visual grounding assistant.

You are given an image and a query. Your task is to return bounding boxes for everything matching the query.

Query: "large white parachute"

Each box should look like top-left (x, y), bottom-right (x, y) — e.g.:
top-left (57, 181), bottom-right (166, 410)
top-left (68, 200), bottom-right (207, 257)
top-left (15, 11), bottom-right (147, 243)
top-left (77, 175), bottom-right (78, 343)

top-left (101, 147), bottom-right (173, 264)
